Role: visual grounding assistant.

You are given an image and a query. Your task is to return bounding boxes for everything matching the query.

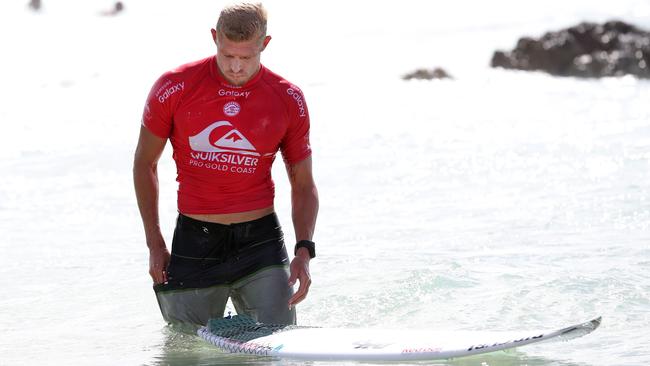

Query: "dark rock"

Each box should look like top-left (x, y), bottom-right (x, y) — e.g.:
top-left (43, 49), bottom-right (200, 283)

top-left (101, 1), bottom-right (124, 16)
top-left (604, 20), bottom-right (638, 34)
top-left (491, 20), bottom-right (650, 78)
top-left (28, 0), bottom-right (41, 11)
top-left (403, 67), bottom-right (453, 80)
top-left (491, 51), bottom-right (510, 68)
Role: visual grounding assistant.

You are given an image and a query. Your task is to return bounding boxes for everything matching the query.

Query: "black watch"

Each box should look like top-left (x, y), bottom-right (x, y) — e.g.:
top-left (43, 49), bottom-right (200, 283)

top-left (294, 240), bottom-right (316, 259)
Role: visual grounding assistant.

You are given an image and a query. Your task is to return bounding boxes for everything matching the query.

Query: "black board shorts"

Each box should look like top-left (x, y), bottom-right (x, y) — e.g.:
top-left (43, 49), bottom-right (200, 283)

top-left (153, 213), bottom-right (295, 326)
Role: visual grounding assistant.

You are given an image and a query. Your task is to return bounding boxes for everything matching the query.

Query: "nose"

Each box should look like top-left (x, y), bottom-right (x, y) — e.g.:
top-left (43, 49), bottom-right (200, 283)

top-left (230, 58), bottom-right (242, 73)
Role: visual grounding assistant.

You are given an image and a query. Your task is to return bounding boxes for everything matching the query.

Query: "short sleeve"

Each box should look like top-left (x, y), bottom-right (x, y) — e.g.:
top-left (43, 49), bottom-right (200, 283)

top-left (280, 85), bottom-right (312, 164)
top-left (141, 73), bottom-right (184, 138)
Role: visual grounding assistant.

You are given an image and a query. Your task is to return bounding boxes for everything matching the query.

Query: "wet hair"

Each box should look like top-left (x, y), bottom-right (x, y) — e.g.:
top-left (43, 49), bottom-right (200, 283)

top-left (216, 2), bottom-right (267, 42)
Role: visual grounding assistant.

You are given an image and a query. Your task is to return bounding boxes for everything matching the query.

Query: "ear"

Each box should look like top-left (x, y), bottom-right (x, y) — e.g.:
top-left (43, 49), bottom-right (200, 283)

top-left (261, 35), bottom-right (272, 51)
top-left (211, 28), bottom-right (218, 45)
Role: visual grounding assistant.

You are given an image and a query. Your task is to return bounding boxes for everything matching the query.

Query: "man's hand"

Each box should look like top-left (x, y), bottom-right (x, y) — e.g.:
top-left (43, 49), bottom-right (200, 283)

top-left (149, 243), bottom-right (170, 284)
top-left (288, 247), bottom-right (312, 308)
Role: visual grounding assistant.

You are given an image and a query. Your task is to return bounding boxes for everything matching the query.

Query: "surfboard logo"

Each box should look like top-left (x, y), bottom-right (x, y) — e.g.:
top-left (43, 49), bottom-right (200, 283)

top-left (223, 101), bottom-right (241, 116)
top-left (354, 341), bottom-right (392, 350)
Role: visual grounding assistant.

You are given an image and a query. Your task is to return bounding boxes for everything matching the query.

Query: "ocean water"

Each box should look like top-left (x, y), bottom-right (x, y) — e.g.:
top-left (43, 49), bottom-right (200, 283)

top-left (1, 0), bottom-right (649, 365)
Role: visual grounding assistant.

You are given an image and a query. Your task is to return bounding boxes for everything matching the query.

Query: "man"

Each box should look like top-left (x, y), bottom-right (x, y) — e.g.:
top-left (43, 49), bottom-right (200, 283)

top-left (133, 2), bottom-right (318, 327)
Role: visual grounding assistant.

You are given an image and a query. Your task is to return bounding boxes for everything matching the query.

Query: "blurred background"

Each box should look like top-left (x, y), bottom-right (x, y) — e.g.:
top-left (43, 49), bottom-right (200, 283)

top-left (0, 0), bottom-right (649, 365)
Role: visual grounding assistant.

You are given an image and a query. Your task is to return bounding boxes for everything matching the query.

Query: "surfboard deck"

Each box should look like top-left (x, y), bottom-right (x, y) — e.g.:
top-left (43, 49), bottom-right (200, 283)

top-left (197, 315), bottom-right (601, 361)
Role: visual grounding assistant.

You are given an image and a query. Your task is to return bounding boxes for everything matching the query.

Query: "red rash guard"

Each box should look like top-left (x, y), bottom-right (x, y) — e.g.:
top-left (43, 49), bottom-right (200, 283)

top-left (142, 56), bottom-right (312, 214)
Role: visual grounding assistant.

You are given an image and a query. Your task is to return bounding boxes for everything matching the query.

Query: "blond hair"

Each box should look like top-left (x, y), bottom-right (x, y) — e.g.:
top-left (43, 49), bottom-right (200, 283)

top-left (216, 2), bottom-right (267, 42)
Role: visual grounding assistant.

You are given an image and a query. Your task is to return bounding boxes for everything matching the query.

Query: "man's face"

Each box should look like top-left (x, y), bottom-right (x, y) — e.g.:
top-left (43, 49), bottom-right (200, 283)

top-left (213, 30), bottom-right (271, 86)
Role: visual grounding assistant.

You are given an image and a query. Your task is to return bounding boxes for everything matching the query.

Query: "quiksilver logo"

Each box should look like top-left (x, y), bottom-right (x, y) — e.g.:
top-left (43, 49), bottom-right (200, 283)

top-left (189, 121), bottom-right (259, 156)
top-left (188, 121), bottom-right (269, 174)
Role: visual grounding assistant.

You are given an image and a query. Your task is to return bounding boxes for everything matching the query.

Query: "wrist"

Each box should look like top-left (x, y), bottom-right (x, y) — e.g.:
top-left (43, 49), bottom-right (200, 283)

top-left (148, 245), bottom-right (168, 255)
top-left (294, 240), bottom-right (315, 259)
top-left (146, 236), bottom-right (166, 252)
top-left (295, 247), bottom-right (311, 260)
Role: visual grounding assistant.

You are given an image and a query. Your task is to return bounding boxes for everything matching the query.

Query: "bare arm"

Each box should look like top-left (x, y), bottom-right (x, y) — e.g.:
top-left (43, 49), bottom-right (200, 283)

top-left (289, 156), bottom-right (319, 242)
top-left (133, 125), bottom-right (169, 284)
top-left (286, 156), bottom-right (319, 307)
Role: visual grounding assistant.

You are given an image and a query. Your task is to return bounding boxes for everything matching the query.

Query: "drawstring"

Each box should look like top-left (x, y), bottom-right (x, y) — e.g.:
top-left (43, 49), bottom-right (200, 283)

top-left (200, 224), bottom-right (240, 264)
top-left (223, 224), bottom-right (240, 261)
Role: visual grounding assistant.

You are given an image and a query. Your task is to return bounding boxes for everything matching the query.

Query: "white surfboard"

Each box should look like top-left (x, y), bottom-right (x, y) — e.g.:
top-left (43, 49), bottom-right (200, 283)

top-left (197, 315), bottom-right (601, 361)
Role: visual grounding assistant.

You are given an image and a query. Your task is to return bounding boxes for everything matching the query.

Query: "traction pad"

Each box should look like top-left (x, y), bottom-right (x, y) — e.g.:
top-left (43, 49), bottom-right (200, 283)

top-left (206, 315), bottom-right (309, 342)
